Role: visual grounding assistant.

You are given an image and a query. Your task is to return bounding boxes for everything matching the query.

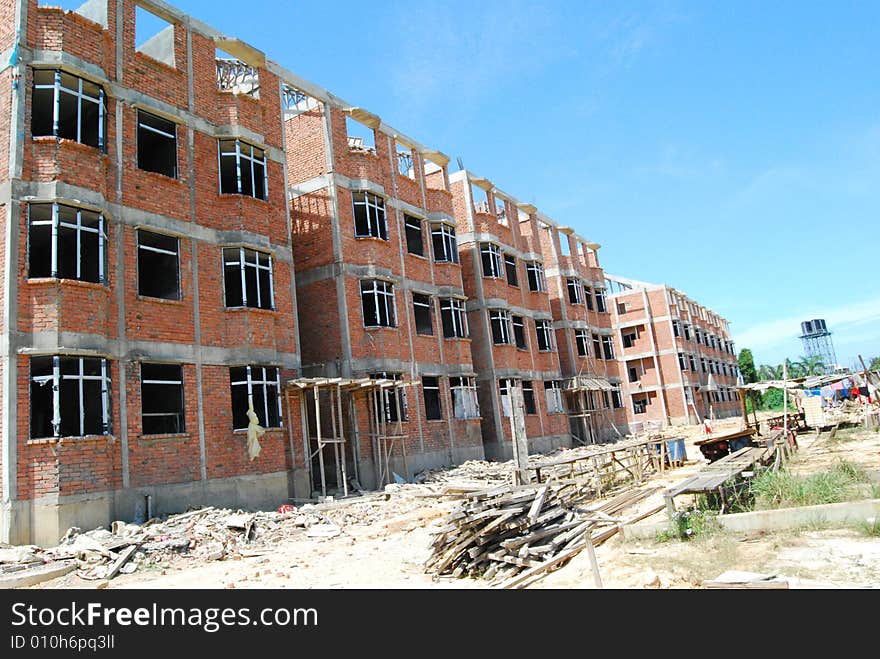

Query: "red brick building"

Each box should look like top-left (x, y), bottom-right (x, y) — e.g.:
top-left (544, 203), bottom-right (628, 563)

top-left (449, 171), bottom-right (625, 457)
top-left (606, 275), bottom-right (741, 428)
top-left (537, 223), bottom-right (629, 443)
top-left (283, 82), bottom-right (483, 490)
top-left (0, 0), bottom-right (305, 545)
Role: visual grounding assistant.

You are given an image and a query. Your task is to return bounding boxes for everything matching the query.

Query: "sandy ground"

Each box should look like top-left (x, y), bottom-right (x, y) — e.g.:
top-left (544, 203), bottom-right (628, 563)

top-left (33, 412), bottom-right (880, 590)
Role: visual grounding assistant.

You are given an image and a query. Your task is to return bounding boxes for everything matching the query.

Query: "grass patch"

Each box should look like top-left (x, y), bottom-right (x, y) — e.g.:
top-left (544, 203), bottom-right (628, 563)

top-left (856, 518), bottom-right (880, 538)
top-left (656, 507), bottom-right (720, 542)
top-left (750, 460), bottom-right (871, 510)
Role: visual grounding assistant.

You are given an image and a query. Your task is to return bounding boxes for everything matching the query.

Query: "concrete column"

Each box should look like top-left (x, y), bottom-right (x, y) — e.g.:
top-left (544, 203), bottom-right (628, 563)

top-left (1, 0), bottom-right (29, 542)
top-left (386, 134), bottom-right (424, 457)
top-left (641, 289), bottom-right (670, 426)
top-left (322, 106), bottom-right (352, 376)
top-left (463, 176), bottom-right (502, 446)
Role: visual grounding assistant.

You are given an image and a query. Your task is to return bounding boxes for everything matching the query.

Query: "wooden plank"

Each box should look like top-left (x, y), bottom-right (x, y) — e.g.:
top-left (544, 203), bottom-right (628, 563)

top-left (0, 561), bottom-right (76, 589)
top-left (527, 486), bottom-right (548, 522)
top-left (103, 544), bottom-right (139, 581)
top-left (497, 541), bottom-right (588, 589)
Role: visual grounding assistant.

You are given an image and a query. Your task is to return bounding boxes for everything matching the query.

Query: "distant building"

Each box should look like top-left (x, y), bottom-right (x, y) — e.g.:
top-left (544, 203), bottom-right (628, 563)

top-left (605, 276), bottom-right (741, 426)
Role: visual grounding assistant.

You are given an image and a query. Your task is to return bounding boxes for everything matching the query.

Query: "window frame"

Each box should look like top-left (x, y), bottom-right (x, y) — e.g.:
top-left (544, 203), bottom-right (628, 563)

top-left (522, 380), bottom-right (537, 415)
top-left (504, 253), bottom-right (518, 287)
top-left (137, 229), bottom-right (181, 301)
top-left (360, 279), bottom-right (397, 328)
top-left (431, 222), bottom-right (459, 264)
top-left (412, 292), bottom-right (434, 336)
top-left (544, 380), bottom-right (565, 414)
top-left (594, 288), bottom-right (607, 313)
top-left (140, 362), bottom-right (185, 436)
top-left (584, 284), bottom-right (594, 311)
top-left (30, 355), bottom-right (111, 439)
top-left (575, 329), bottom-right (590, 357)
top-left (218, 138), bottom-right (268, 200)
top-left (511, 315), bottom-right (527, 350)
top-left (489, 308), bottom-right (512, 345)
top-left (535, 319), bottom-right (554, 352)
top-left (450, 376), bottom-right (479, 419)
top-left (632, 395), bottom-right (648, 415)
top-left (229, 365), bottom-right (282, 431)
top-left (32, 69), bottom-right (106, 151)
top-left (404, 214), bottom-right (424, 256)
top-left (136, 109), bottom-right (178, 179)
top-left (566, 277), bottom-right (583, 304)
top-left (222, 246), bottom-right (275, 310)
top-left (422, 375), bottom-right (442, 421)
top-left (602, 335), bottom-right (615, 360)
top-left (27, 202), bottom-right (107, 284)
top-left (526, 260), bottom-right (546, 292)
top-left (440, 297), bottom-right (468, 339)
top-left (480, 242), bottom-right (503, 279)
top-left (352, 191), bottom-right (388, 240)
top-left (370, 372), bottom-right (408, 423)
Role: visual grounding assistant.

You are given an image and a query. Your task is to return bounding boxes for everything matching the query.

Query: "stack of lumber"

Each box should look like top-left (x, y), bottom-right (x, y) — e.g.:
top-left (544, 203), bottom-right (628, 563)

top-left (425, 481), bottom-right (662, 588)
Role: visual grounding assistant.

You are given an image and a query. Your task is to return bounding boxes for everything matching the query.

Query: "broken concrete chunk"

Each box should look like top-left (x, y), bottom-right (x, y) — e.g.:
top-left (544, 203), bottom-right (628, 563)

top-left (224, 513), bottom-right (254, 529)
top-left (0, 546), bottom-right (41, 564)
top-left (305, 524), bottom-right (341, 538)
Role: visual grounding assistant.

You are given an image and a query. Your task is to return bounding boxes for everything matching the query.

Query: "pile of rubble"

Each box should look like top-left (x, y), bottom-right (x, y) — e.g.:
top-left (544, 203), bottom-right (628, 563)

top-left (1, 485), bottom-right (441, 587)
top-left (415, 459), bottom-right (516, 488)
top-left (0, 504), bottom-right (350, 585)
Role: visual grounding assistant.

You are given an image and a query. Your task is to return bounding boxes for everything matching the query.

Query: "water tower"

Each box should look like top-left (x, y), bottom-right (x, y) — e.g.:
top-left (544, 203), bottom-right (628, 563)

top-left (799, 319), bottom-right (836, 369)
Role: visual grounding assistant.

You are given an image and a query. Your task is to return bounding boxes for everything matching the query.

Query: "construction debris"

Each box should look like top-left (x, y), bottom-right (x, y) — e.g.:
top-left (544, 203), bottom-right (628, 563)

top-left (425, 481), bottom-right (662, 589)
top-left (0, 485), bottom-right (448, 588)
top-left (0, 505), bottom-right (348, 585)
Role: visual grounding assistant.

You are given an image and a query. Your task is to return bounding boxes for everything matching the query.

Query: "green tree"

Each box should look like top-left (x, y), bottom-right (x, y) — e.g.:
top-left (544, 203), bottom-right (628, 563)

top-left (761, 388), bottom-right (788, 411)
top-left (738, 349), bottom-right (758, 384)
top-left (869, 356), bottom-right (880, 371)
top-left (794, 355), bottom-right (827, 376)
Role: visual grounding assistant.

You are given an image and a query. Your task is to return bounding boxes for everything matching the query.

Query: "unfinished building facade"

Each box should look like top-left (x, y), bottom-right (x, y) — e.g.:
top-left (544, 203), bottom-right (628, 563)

top-left (605, 275), bottom-right (741, 427)
top-left (283, 85), bottom-right (484, 490)
top-left (450, 170), bottom-right (617, 459)
top-left (537, 224), bottom-right (629, 443)
top-left (0, 0), bottom-right (306, 545)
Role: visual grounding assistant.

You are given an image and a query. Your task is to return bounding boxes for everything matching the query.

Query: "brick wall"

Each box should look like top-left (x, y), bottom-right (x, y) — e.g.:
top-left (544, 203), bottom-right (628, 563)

top-left (7, 1), bottom-right (300, 508)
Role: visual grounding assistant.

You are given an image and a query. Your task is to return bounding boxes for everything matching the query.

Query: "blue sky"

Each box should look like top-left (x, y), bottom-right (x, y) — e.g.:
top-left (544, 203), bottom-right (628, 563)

top-left (65, 0), bottom-right (880, 369)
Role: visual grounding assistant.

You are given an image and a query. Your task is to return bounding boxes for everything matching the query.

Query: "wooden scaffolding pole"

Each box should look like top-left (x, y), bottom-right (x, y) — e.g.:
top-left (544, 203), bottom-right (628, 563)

top-left (336, 384), bottom-right (349, 497)
top-left (314, 384), bottom-right (327, 498)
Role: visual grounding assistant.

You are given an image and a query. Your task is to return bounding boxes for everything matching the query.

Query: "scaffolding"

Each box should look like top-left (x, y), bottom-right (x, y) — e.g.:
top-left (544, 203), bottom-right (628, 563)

top-left (285, 376), bottom-right (411, 498)
top-left (564, 375), bottom-right (621, 445)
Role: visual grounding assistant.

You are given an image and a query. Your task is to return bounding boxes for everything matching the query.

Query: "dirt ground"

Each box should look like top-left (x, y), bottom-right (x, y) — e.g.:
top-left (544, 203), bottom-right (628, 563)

top-left (33, 411), bottom-right (880, 590)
